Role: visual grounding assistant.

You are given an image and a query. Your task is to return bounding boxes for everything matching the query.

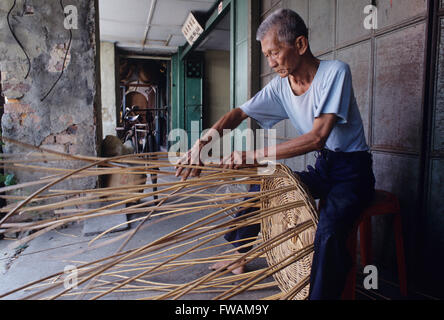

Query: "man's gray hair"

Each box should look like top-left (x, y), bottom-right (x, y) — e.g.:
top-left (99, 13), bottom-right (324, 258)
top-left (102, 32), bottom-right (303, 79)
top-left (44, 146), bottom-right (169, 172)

top-left (256, 9), bottom-right (308, 45)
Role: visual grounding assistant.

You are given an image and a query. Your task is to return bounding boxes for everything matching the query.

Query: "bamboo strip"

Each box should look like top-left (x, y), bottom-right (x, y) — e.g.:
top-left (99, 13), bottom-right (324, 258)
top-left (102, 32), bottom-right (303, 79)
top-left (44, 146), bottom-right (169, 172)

top-left (0, 176), bottom-right (59, 194)
top-left (100, 233), bottom-right (261, 272)
top-left (176, 232), bottom-right (305, 301)
top-left (215, 245), bottom-right (314, 300)
top-left (261, 292), bottom-right (285, 300)
top-left (0, 154), bottom-right (140, 226)
top-left (1, 136), bottom-right (103, 163)
top-left (5, 178), bottom-right (208, 235)
top-left (279, 276), bottom-right (310, 300)
top-left (14, 197), bottom-right (256, 298)
top-left (49, 195), bottom-right (301, 300)
top-left (6, 198), bottom-right (296, 300)
top-left (74, 184), bottom-right (188, 299)
top-left (93, 270), bottom-right (277, 294)
top-left (91, 237), bottom-right (262, 278)
top-left (0, 145), bottom-right (311, 301)
top-left (84, 185), bottom-right (294, 247)
top-left (0, 246), bottom-right (141, 298)
top-left (155, 220), bottom-right (313, 300)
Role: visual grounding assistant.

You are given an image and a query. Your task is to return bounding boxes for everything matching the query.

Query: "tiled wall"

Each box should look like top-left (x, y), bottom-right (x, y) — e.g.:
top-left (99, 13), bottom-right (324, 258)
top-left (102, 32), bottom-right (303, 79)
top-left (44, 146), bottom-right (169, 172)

top-left (421, 12), bottom-right (444, 296)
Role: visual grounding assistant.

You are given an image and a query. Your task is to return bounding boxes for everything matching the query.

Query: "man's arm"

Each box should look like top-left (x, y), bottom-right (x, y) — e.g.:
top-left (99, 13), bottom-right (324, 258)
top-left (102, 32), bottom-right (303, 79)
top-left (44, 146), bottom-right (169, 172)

top-left (175, 108), bottom-right (249, 180)
top-left (206, 108), bottom-right (249, 137)
top-left (269, 113), bottom-right (337, 160)
top-left (221, 113), bottom-right (337, 169)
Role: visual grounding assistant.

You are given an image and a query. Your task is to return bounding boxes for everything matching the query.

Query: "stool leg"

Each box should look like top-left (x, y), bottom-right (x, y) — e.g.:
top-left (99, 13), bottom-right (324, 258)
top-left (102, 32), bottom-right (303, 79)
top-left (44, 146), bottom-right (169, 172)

top-left (359, 216), bottom-right (372, 267)
top-left (394, 213), bottom-right (408, 296)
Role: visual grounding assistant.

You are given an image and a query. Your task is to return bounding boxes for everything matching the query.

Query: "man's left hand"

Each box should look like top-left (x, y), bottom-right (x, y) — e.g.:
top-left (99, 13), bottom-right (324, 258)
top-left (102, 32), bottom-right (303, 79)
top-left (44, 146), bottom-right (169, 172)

top-left (220, 150), bottom-right (257, 170)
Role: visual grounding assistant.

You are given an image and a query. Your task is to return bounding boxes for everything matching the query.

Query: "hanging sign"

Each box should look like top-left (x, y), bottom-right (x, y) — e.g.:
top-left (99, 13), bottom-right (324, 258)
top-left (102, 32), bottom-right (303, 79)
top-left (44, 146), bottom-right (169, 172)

top-left (182, 12), bottom-right (204, 46)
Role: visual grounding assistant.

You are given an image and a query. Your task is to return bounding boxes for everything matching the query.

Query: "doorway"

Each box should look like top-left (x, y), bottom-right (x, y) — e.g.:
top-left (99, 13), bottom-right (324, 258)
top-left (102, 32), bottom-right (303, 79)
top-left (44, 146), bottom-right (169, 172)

top-left (196, 10), bottom-right (231, 130)
top-left (117, 56), bottom-right (170, 152)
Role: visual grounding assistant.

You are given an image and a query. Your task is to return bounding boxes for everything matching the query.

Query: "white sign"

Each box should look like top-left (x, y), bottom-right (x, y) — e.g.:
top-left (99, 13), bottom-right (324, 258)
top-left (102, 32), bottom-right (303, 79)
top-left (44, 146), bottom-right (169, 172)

top-left (182, 13), bottom-right (204, 46)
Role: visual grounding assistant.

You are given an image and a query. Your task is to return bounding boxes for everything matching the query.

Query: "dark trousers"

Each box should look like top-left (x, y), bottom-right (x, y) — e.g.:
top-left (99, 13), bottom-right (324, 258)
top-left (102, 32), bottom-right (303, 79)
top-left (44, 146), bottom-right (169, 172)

top-left (224, 149), bottom-right (376, 300)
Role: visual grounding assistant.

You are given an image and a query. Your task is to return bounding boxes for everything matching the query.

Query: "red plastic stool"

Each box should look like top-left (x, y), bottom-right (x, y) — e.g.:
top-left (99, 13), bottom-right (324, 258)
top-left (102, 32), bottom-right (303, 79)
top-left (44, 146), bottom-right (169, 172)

top-left (341, 190), bottom-right (408, 299)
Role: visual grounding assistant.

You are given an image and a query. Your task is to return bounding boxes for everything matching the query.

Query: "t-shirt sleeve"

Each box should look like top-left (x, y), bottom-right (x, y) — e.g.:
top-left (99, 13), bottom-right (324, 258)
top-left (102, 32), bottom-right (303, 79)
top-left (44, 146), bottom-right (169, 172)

top-left (239, 77), bottom-right (288, 129)
top-left (314, 62), bottom-right (353, 125)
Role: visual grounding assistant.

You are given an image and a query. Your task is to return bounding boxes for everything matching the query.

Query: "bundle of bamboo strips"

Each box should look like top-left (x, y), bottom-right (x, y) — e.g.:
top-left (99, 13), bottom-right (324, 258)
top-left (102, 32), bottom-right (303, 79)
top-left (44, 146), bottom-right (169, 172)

top-left (0, 137), bottom-right (318, 300)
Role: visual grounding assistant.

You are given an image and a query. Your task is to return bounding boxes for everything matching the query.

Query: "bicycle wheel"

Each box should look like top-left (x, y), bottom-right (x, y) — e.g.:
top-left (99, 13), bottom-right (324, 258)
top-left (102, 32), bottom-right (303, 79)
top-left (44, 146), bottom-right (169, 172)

top-left (143, 133), bottom-right (156, 154)
top-left (123, 132), bottom-right (136, 154)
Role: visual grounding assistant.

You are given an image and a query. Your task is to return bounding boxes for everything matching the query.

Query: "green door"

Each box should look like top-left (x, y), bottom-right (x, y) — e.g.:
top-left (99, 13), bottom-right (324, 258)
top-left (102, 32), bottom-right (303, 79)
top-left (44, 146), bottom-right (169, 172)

top-left (185, 57), bottom-right (204, 149)
top-left (231, 0), bottom-right (249, 151)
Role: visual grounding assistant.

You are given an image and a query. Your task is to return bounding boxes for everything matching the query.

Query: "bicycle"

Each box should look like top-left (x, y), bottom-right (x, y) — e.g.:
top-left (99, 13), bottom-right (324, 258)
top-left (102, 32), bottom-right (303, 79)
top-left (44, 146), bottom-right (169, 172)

top-left (116, 105), bottom-right (159, 204)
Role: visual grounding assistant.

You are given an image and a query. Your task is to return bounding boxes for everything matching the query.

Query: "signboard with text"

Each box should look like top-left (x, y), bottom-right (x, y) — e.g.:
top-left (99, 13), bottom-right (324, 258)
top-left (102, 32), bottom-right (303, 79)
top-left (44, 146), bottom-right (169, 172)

top-left (182, 12), bottom-right (204, 46)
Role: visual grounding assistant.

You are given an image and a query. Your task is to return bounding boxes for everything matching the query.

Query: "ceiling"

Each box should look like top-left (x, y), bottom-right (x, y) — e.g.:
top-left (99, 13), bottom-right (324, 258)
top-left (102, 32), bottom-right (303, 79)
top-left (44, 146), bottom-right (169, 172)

top-left (99, 0), bottom-right (229, 56)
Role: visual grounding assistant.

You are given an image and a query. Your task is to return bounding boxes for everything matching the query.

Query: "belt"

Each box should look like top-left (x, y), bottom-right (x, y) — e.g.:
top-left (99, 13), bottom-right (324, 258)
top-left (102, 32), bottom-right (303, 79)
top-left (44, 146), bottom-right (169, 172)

top-left (316, 148), bottom-right (371, 161)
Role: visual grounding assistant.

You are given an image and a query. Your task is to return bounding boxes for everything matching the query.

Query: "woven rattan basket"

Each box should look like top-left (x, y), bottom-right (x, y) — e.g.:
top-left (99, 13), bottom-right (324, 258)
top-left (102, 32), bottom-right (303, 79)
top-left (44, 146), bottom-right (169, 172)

top-left (261, 165), bottom-right (319, 300)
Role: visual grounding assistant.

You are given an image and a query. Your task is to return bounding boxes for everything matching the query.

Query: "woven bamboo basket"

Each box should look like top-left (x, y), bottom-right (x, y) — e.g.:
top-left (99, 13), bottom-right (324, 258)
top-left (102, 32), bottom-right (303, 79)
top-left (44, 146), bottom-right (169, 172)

top-left (261, 165), bottom-right (319, 300)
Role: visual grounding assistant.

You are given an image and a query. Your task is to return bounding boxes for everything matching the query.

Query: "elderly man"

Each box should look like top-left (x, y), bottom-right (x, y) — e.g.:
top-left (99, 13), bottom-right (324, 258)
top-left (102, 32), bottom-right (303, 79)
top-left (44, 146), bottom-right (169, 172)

top-left (176, 8), bottom-right (375, 300)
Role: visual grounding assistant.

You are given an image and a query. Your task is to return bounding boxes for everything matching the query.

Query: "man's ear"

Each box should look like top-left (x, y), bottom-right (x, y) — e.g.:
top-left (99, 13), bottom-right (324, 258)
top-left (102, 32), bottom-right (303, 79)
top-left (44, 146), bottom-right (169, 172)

top-left (295, 36), bottom-right (309, 55)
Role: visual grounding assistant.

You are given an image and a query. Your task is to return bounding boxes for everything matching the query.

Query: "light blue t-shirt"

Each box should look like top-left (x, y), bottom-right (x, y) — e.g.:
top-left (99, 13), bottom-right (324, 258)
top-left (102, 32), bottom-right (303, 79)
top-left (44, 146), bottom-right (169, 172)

top-left (240, 60), bottom-right (369, 152)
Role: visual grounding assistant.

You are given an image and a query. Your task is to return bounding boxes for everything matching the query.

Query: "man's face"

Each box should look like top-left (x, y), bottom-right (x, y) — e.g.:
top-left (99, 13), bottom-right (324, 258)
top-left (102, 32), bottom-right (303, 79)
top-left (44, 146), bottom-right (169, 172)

top-left (261, 28), bottom-right (301, 78)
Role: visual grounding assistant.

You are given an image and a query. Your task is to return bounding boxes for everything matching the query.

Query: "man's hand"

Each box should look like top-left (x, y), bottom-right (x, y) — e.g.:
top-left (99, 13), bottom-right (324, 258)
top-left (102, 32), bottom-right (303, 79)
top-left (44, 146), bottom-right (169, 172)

top-left (175, 108), bottom-right (249, 180)
top-left (175, 140), bottom-right (204, 181)
top-left (220, 150), bottom-right (257, 170)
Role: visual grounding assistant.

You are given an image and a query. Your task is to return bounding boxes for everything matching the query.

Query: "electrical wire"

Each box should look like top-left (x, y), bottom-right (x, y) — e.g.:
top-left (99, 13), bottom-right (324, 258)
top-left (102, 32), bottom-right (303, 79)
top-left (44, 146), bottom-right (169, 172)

top-left (40, 0), bottom-right (73, 102)
top-left (7, 0), bottom-right (31, 79)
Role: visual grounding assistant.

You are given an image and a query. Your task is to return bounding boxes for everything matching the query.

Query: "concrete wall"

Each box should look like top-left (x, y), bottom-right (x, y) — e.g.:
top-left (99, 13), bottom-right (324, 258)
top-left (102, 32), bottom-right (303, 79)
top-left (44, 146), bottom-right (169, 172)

top-left (258, 0), bottom-right (442, 296)
top-left (100, 41), bottom-right (117, 138)
top-left (203, 50), bottom-right (230, 128)
top-left (0, 0), bottom-right (101, 199)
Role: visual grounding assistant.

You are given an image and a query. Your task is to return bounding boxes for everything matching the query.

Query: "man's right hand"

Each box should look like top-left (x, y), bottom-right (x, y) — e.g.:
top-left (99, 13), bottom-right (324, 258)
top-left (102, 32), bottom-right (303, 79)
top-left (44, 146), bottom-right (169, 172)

top-left (175, 140), bottom-right (204, 181)
top-left (175, 108), bottom-right (249, 181)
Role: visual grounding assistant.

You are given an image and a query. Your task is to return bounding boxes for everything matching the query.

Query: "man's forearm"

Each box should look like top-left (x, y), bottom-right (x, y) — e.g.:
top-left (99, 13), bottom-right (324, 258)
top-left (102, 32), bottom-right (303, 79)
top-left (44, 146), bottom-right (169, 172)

top-left (257, 131), bottom-right (324, 161)
top-left (257, 113), bottom-right (337, 161)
